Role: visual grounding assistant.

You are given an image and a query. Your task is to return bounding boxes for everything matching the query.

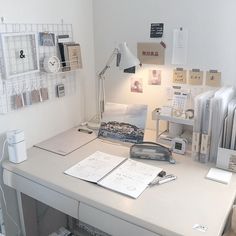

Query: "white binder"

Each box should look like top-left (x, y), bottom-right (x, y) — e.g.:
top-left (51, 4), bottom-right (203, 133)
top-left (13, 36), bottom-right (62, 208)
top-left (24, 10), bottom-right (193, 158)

top-left (199, 91), bottom-right (215, 163)
top-left (231, 109), bottom-right (236, 150)
top-left (209, 87), bottom-right (235, 162)
top-left (225, 99), bottom-right (236, 149)
top-left (192, 93), bottom-right (205, 161)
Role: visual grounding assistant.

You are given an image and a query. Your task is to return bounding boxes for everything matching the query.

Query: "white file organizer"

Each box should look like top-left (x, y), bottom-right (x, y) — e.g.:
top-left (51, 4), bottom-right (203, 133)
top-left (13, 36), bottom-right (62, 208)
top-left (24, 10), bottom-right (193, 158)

top-left (210, 87), bottom-right (235, 163)
top-left (217, 148), bottom-right (236, 172)
top-left (192, 87), bottom-right (236, 164)
top-left (216, 97), bottom-right (236, 171)
top-left (0, 22), bottom-right (77, 114)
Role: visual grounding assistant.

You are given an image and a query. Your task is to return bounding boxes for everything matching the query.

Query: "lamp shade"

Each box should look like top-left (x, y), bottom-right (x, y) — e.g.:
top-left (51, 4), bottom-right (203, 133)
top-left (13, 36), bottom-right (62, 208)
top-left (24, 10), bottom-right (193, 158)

top-left (118, 42), bottom-right (140, 70)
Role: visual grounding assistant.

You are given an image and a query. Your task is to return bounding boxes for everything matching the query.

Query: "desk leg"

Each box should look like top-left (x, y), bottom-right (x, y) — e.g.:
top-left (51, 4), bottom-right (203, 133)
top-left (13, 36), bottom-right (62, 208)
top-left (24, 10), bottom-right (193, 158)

top-left (16, 191), bottom-right (26, 236)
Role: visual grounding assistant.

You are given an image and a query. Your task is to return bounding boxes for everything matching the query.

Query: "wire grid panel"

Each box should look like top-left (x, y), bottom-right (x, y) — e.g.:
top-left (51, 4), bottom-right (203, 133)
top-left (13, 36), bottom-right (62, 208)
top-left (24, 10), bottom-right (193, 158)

top-left (0, 23), bottom-right (77, 114)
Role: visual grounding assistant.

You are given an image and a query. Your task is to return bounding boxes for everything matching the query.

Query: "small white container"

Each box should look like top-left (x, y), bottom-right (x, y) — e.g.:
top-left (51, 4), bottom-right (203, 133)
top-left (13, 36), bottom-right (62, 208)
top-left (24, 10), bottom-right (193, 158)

top-left (7, 130), bottom-right (27, 163)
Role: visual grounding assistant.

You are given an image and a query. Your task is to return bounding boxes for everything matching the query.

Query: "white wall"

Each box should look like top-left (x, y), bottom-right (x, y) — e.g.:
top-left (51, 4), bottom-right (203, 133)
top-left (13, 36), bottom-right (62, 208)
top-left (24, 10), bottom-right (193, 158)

top-left (0, 1), bottom-right (96, 235)
top-left (93, 0), bottom-right (236, 130)
top-left (0, 0), bottom-right (96, 147)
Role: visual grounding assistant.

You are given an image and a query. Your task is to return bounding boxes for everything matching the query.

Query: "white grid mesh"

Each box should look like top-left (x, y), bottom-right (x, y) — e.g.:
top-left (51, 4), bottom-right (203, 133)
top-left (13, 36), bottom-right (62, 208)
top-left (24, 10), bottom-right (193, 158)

top-left (0, 23), bottom-right (77, 114)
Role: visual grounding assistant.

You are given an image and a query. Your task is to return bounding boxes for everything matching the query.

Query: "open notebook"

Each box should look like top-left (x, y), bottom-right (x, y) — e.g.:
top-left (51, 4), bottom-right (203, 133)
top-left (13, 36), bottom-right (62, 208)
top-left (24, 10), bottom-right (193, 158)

top-left (64, 151), bottom-right (162, 199)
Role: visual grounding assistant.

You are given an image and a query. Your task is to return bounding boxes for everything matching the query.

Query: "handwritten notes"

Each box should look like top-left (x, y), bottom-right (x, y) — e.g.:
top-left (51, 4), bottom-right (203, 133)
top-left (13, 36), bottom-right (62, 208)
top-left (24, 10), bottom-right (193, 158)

top-left (64, 151), bottom-right (125, 183)
top-left (99, 159), bottom-right (162, 198)
top-left (64, 151), bottom-right (162, 198)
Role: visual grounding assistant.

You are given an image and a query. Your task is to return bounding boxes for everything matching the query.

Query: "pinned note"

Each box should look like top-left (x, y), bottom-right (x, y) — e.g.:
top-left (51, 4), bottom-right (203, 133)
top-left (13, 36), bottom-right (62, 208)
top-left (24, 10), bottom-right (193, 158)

top-left (173, 68), bottom-right (187, 84)
top-left (189, 69), bottom-right (203, 85)
top-left (206, 70), bottom-right (221, 87)
top-left (171, 28), bottom-right (188, 65)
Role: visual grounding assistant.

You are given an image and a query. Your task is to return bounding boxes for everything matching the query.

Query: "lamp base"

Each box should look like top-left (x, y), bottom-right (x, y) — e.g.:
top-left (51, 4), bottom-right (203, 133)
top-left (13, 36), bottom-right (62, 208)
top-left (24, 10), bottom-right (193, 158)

top-left (82, 113), bottom-right (101, 131)
top-left (86, 121), bottom-right (100, 130)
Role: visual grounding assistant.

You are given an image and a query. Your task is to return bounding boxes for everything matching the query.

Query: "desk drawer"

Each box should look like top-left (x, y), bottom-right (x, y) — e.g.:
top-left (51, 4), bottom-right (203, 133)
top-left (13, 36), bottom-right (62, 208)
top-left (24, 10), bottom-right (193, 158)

top-left (3, 169), bottom-right (79, 219)
top-left (79, 203), bottom-right (160, 236)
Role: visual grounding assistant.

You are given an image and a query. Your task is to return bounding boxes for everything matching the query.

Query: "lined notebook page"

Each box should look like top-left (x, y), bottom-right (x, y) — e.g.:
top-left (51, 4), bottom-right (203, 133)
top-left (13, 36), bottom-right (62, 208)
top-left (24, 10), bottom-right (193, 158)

top-left (98, 159), bottom-right (162, 198)
top-left (64, 151), bottom-right (126, 183)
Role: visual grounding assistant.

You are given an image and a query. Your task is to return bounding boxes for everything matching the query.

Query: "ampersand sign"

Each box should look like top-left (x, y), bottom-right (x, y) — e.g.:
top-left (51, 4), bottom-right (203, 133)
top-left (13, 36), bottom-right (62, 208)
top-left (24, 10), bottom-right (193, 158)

top-left (19, 50), bottom-right (25, 59)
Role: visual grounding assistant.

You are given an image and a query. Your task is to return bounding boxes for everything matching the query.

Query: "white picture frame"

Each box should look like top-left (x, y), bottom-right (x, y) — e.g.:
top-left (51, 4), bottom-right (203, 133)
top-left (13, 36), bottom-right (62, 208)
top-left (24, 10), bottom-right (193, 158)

top-left (1, 32), bottom-right (40, 79)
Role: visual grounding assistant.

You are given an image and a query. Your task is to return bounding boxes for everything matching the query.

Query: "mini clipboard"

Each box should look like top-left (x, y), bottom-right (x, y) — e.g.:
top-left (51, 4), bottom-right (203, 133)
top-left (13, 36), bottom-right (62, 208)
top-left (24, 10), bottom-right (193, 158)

top-left (206, 70), bottom-right (221, 87)
top-left (173, 68), bottom-right (187, 84)
top-left (34, 127), bottom-right (97, 156)
top-left (188, 69), bottom-right (203, 85)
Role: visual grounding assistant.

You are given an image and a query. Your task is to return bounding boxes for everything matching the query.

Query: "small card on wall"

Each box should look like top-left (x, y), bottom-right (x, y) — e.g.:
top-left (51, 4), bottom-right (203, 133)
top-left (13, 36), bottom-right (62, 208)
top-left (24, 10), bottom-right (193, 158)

top-left (188, 70), bottom-right (203, 85)
top-left (23, 91), bottom-right (32, 106)
top-left (40, 87), bottom-right (49, 101)
top-left (173, 69), bottom-right (187, 84)
top-left (206, 71), bottom-right (221, 87)
top-left (130, 77), bottom-right (143, 93)
top-left (171, 28), bottom-right (188, 65)
top-left (11, 94), bottom-right (23, 109)
top-left (31, 89), bottom-right (41, 103)
top-left (137, 42), bottom-right (165, 65)
top-left (148, 69), bottom-right (161, 85)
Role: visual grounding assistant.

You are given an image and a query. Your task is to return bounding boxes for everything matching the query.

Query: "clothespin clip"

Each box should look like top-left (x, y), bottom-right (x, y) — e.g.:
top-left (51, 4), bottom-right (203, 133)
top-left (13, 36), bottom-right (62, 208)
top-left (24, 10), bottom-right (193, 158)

top-left (160, 41), bottom-right (166, 48)
top-left (192, 69), bottom-right (200, 72)
top-left (209, 70), bottom-right (218, 73)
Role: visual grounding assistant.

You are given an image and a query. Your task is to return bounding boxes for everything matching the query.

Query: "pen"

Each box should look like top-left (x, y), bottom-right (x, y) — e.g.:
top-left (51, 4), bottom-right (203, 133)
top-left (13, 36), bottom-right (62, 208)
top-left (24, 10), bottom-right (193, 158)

top-left (149, 175), bottom-right (177, 187)
top-left (158, 175), bottom-right (177, 185)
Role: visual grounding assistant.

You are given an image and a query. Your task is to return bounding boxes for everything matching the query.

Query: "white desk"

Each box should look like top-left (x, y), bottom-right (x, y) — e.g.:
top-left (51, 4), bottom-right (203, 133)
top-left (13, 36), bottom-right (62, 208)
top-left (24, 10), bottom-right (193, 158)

top-left (2, 136), bottom-right (236, 236)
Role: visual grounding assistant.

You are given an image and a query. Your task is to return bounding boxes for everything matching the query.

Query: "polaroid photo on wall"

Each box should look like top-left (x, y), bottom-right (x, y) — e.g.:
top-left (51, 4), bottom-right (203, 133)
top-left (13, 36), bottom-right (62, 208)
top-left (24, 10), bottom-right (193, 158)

top-left (148, 69), bottom-right (161, 85)
top-left (130, 77), bottom-right (143, 93)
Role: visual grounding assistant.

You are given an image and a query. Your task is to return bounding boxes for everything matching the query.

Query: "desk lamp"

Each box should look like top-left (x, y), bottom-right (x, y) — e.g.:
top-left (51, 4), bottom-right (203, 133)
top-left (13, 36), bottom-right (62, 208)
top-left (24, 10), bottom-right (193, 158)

top-left (88, 42), bottom-right (140, 129)
top-left (98, 42), bottom-right (140, 117)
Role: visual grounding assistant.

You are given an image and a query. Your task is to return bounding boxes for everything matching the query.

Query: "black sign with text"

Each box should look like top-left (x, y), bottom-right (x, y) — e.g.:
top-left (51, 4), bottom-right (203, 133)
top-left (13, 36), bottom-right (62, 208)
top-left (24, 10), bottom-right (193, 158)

top-left (150, 23), bottom-right (164, 38)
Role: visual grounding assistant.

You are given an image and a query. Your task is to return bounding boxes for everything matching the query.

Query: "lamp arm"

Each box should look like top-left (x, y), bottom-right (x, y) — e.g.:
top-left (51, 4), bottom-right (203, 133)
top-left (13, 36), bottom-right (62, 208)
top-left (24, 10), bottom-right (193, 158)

top-left (97, 48), bottom-right (119, 121)
top-left (98, 48), bottom-right (119, 78)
